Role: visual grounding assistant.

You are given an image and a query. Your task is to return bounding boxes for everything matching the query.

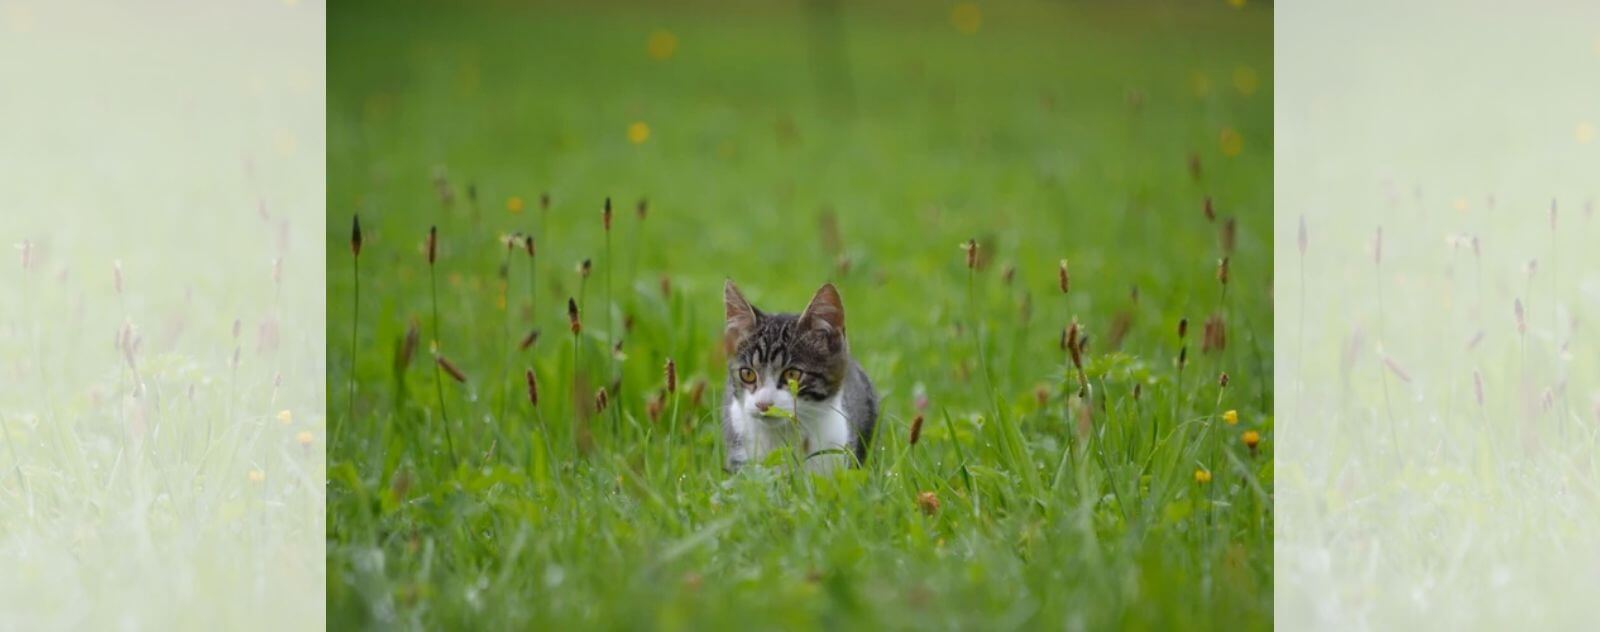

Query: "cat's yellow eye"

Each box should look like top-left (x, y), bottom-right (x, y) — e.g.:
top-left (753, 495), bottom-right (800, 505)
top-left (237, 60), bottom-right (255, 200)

top-left (782, 368), bottom-right (802, 385)
top-left (738, 367), bottom-right (757, 384)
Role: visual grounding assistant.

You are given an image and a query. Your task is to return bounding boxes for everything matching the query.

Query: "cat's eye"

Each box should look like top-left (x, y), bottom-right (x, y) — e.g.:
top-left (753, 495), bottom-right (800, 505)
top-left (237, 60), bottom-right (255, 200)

top-left (738, 367), bottom-right (757, 384)
top-left (782, 368), bottom-right (802, 385)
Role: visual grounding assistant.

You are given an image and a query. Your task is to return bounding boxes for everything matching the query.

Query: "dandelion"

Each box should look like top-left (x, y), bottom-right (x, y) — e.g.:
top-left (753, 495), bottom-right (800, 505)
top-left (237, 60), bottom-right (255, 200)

top-left (1194, 468), bottom-right (1212, 485)
top-left (1242, 430), bottom-right (1260, 455)
top-left (277, 410), bottom-right (293, 424)
top-left (908, 414), bottom-right (925, 446)
top-left (1223, 409), bottom-right (1238, 425)
top-left (1058, 259), bottom-right (1070, 293)
top-left (916, 490), bottom-right (940, 515)
top-left (507, 196), bottom-right (524, 214)
top-left (296, 431), bottom-right (314, 446)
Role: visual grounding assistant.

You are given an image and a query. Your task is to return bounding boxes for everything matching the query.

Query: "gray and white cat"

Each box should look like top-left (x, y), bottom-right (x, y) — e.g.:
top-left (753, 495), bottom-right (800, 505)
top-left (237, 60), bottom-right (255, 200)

top-left (721, 280), bottom-right (878, 473)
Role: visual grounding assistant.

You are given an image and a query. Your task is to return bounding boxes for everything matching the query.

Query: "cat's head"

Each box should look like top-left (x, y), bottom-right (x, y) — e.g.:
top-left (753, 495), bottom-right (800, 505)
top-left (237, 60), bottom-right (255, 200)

top-left (724, 280), bottom-right (849, 420)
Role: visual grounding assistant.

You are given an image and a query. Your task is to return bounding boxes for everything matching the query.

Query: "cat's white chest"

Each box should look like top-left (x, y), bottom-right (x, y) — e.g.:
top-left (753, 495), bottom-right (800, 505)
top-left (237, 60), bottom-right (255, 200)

top-left (728, 393), bottom-right (851, 473)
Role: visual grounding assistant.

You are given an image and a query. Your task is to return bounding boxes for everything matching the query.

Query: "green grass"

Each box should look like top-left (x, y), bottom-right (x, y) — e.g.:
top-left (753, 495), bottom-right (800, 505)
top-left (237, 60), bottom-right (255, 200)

top-left (327, 1), bottom-right (1272, 628)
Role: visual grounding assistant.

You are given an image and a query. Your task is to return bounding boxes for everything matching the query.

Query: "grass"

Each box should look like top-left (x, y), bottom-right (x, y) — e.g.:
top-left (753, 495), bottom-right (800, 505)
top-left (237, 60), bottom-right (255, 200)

top-left (327, 0), bottom-right (1273, 628)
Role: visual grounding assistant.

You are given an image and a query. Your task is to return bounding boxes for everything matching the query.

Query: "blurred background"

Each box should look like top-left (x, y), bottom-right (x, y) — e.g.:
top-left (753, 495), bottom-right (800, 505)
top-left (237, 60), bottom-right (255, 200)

top-left (0, 0), bottom-right (323, 629)
top-left (329, 0), bottom-right (1272, 628)
top-left (1278, 0), bottom-right (1600, 628)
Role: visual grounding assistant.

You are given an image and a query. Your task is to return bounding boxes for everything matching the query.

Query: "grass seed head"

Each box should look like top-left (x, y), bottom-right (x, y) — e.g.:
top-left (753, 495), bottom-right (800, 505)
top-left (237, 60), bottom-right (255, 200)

top-left (568, 297), bottom-right (582, 335)
top-left (1373, 226), bottom-right (1383, 266)
top-left (1058, 259), bottom-right (1070, 293)
top-left (351, 214), bottom-right (363, 256)
top-left (519, 328), bottom-right (541, 351)
top-left (595, 387), bottom-right (609, 414)
top-left (659, 274), bottom-right (672, 298)
top-left (1220, 217), bottom-right (1236, 255)
top-left (1001, 263), bottom-right (1015, 285)
top-left (962, 238), bottom-right (977, 269)
top-left (1178, 345), bottom-right (1188, 371)
top-left (1473, 369), bottom-right (1484, 407)
top-left (1133, 382), bottom-right (1142, 400)
top-left (436, 354), bottom-right (467, 383)
top-left (426, 225), bottom-right (438, 265)
top-left (689, 378), bottom-right (707, 408)
top-left (1203, 196), bottom-right (1215, 222)
top-left (1514, 299), bottom-right (1526, 334)
top-left (665, 358), bottom-right (677, 393)
top-left (540, 192), bottom-right (550, 210)
top-left (397, 317), bottom-right (420, 371)
top-left (526, 368), bottom-right (538, 407)
top-left (1178, 317), bottom-right (1188, 340)
top-left (1218, 372), bottom-right (1230, 388)
top-left (1216, 257), bottom-right (1230, 286)
top-left (579, 258), bottom-right (592, 279)
top-left (603, 197), bottom-right (613, 232)
top-left (909, 414), bottom-right (925, 446)
top-left (636, 198), bottom-right (649, 220)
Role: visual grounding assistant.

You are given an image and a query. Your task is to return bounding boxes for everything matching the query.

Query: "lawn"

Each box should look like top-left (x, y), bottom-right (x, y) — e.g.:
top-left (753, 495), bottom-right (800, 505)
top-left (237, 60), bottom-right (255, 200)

top-left (326, 0), bottom-right (1273, 628)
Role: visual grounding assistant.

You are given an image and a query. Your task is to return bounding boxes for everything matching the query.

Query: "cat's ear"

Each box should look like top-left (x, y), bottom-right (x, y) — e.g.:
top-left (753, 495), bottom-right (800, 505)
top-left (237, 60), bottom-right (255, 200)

top-left (798, 283), bottom-right (846, 337)
top-left (724, 279), bottom-right (761, 351)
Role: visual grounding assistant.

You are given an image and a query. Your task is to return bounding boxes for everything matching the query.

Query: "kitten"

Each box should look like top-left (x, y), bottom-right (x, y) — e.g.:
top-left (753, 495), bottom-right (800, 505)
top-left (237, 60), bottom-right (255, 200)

top-left (721, 280), bottom-right (878, 473)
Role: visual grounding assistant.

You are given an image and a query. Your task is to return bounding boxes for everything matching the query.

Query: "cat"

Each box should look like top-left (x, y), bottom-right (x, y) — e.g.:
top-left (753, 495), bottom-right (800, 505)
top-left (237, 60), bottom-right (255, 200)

top-left (721, 280), bottom-right (878, 473)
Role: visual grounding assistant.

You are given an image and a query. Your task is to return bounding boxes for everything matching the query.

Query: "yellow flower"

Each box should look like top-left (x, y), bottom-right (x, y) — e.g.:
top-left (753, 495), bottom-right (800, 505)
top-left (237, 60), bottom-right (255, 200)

top-left (1219, 127), bottom-right (1243, 157)
top-left (296, 431), bottom-right (314, 446)
top-left (506, 196), bottom-right (525, 214)
top-left (248, 469), bottom-right (265, 483)
top-left (1242, 430), bottom-right (1261, 450)
top-left (950, 3), bottom-right (982, 34)
top-left (277, 410), bottom-right (292, 424)
top-left (1194, 468), bottom-right (1212, 484)
top-left (1223, 409), bottom-right (1238, 425)
top-left (646, 29), bottom-right (678, 60)
top-left (627, 122), bottom-right (651, 144)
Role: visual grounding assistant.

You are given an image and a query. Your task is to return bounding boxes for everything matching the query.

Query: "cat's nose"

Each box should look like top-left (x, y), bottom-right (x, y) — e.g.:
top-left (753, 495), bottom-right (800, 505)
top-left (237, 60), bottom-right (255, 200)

top-left (755, 401), bottom-right (773, 412)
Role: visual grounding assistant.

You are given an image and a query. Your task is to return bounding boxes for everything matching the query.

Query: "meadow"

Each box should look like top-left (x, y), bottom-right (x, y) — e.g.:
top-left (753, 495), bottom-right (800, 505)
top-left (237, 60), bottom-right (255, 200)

top-left (327, 1), bottom-right (1273, 628)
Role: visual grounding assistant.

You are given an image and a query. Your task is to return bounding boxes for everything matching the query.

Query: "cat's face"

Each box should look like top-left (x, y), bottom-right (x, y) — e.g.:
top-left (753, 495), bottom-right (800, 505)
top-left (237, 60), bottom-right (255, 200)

top-left (724, 281), bottom-right (848, 421)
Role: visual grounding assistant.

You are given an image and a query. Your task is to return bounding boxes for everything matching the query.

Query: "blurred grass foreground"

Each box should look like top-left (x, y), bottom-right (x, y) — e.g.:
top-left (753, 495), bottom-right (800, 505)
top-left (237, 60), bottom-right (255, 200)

top-left (329, 0), bottom-right (1272, 629)
top-left (0, 1), bottom-right (325, 630)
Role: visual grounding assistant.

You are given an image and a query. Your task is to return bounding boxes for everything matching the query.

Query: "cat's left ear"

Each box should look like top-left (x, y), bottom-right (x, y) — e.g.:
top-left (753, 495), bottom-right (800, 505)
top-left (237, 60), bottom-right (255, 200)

top-left (799, 283), bottom-right (846, 337)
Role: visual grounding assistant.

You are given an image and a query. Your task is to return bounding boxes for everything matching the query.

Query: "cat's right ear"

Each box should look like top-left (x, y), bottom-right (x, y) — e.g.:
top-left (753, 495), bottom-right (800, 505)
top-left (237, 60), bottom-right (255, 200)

top-left (724, 279), bottom-right (760, 352)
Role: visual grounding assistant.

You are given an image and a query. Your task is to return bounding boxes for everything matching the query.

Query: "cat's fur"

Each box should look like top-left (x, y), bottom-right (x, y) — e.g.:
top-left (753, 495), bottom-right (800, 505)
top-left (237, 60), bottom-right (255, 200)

top-left (721, 280), bottom-right (878, 473)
